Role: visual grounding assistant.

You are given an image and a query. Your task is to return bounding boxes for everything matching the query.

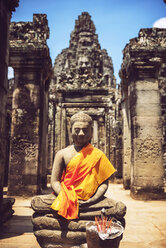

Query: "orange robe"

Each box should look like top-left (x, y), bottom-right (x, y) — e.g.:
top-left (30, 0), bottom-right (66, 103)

top-left (51, 144), bottom-right (116, 219)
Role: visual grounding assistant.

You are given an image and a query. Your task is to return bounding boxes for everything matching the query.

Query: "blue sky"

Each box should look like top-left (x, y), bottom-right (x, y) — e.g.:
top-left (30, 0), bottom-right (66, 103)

top-left (10, 0), bottom-right (166, 84)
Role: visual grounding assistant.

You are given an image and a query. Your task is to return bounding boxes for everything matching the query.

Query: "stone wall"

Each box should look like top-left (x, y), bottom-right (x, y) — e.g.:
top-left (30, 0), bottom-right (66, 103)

top-left (0, 0), bottom-right (19, 224)
top-left (8, 14), bottom-right (52, 196)
top-left (49, 12), bottom-right (117, 173)
top-left (120, 28), bottom-right (166, 199)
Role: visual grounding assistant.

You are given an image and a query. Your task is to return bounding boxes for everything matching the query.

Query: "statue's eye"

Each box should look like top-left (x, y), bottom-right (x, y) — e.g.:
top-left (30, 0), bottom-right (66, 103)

top-left (74, 128), bottom-right (80, 133)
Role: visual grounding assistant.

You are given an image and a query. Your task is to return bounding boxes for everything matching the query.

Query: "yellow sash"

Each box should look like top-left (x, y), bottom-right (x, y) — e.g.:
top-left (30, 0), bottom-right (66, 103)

top-left (51, 144), bottom-right (116, 219)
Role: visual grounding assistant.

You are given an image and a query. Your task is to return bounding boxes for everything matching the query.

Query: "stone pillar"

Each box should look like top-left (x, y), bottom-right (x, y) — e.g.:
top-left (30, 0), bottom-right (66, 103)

top-left (120, 28), bottom-right (166, 199)
top-left (121, 82), bottom-right (131, 189)
top-left (114, 87), bottom-right (123, 180)
top-left (0, 0), bottom-right (19, 223)
top-left (158, 62), bottom-right (166, 188)
top-left (8, 14), bottom-right (52, 196)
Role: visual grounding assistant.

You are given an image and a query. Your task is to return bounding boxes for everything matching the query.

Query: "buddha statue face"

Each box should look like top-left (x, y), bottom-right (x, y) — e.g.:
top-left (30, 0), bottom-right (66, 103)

top-left (71, 121), bottom-right (93, 147)
top-left (70, 112), bottom-right (93, 147)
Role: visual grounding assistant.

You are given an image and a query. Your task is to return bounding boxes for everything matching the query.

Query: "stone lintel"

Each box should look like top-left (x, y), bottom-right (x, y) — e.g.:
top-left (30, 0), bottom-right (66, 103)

top-left (62, 102), bottom-right (109, 109)
top-left (120, 28), bottom-right (166, 84)
top-left (9, 47), bottom-right (51, 67)
top-left (63, 96), bottom-right (112, 104)
top-left (9, 47), bottom-right (52, 86)
top-left (57, 87), bottom-right (109, 95)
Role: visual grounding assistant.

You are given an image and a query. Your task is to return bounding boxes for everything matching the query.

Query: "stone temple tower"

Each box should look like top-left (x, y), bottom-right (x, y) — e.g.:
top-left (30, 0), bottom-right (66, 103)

top-left (48, 12), bottom-right (117, 172)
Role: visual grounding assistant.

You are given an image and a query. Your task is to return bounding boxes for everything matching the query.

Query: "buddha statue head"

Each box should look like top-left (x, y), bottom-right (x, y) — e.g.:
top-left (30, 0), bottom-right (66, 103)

top-left (70, 112), bottom-right (93, 147)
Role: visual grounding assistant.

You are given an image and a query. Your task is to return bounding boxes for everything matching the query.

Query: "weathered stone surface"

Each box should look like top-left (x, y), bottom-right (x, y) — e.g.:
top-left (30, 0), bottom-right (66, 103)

top-left (48, 12), bottom-right (118, 173)
top-left (120, 28), bottom-right (166, 199)
top-left (32, 215), bottom-right (89, 232)
top-left (0, 0), bottom-right (19, 225)
top-left (7, 14), bottom-right (52, 196)
top-left (31, 194), bottom-right (56, 212)
top-left (34, 229), bottom-right (86, 246)
top-left (1, 198), bottom-right (15, 223)
top-left (52, 12), bottom-right (115, 91)
top-left (10, 14), bottom-right (49, 48)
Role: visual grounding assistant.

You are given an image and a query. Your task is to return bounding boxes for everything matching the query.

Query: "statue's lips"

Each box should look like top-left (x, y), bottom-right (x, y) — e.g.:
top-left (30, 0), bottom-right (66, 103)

top-left (77, 137), bottom-right (85, 142)
top-left (75, 136), bottom-right (88, 145)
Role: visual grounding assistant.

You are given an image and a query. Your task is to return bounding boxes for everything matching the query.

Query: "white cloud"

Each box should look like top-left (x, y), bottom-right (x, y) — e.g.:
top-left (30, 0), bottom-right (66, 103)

top-left (8, 67), bottom-right (14, 79)
top-left (153, 17), bottom-right (166, 28)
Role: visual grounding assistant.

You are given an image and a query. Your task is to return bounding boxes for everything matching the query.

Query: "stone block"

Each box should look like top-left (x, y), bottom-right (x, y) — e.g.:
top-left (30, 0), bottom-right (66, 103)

top-left (130, 81), bottom-right (161, 118)
top-left (132, 176), bottom-right (164, 189)
top-left (130, 184), bottom-right (165, 200)
top-left (133, 137), bottom-right (163, 162)
top-left (34, 229), bottom-right (86, 246)
top-left (136, 89), bottom-right (160, 104)
top-left (135, 80), bottom-right (159, 91)
top-left (32, 215), bottom-right (88, 232)
top-left (132, 116), bottom-right (163, 139)
top-left (130, 137), bottom-right (164, 192)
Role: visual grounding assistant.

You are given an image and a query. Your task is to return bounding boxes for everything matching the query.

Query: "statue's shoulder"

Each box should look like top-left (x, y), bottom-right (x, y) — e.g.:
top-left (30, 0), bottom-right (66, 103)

top-left (59, 145), bottom-right (75, 166)
top-left (57, 145), bottom-right (74, 158)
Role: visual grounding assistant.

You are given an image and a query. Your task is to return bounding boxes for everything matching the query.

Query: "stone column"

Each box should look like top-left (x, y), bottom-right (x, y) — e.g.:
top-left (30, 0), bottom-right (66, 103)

top-left (121, 81), bottom-right (131, 189)
top-left (0, 0), bottom-right (19, 223)
top-left (105, 110), bottom-right (111, 160)
top-left (158, 63), bottom-right (166, 189)
top-left (120, 28), bottom-right (166, 199)
top-left (8, 14), bottom-right (52, 196)
top-left (114, 88), bottom-right (123, 180)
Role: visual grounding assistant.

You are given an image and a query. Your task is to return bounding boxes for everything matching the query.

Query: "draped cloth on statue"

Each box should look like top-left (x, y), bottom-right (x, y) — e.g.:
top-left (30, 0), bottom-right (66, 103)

top-left (51, 143), bottom-right (116, 219)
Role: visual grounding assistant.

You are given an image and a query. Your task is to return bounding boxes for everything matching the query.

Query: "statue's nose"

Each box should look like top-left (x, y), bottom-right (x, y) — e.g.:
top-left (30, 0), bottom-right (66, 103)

top-left (78, 129), bottom-right (84, 136)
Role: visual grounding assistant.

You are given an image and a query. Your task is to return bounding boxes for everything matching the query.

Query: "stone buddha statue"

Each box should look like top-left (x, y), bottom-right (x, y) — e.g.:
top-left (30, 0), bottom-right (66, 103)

top-left (31, 112), bottom-right (126, 247)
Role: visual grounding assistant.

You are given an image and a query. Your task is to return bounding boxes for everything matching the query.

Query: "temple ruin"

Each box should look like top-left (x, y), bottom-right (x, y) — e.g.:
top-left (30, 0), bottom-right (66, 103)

top-left (0, 0), bottom-right (19, 224)
top-left (48, 12), bottom-right (118, 175)
top-left (120, 28), bottom-right (166, 199)
top-left (7, 14), bottom-right (52, 196)
top-left (1, 7), bottom-right (166, 228)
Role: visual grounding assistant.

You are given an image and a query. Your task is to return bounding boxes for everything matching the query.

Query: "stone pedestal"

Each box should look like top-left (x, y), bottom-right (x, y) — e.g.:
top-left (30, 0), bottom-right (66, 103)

top-left (8, 14), bottom-right (52, 196)
top-left (120, 28), bottom-right (166, 199)
top-left (31, 194), bottom-right (126, 248)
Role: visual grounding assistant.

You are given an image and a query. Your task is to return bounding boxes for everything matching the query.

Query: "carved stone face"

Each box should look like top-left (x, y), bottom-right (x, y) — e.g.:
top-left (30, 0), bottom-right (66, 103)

top-left (78, 56), bottom-right (91, 68)
top-left (77, 56), bottom-right (92, 75)
top-left (71, 121), bottom-right (93, 147)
